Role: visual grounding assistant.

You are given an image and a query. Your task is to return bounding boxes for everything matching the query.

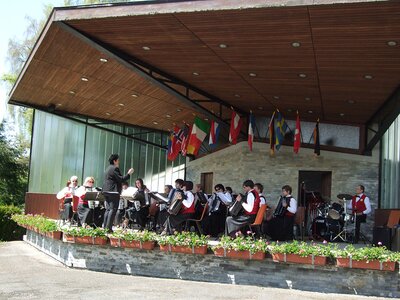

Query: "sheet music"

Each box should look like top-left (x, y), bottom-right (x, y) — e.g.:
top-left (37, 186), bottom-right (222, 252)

top-left (148, 192), bottom-right (169, 203)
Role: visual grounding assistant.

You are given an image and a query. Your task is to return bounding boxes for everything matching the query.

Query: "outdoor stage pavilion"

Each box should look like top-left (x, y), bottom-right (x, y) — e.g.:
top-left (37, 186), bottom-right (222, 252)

top-left (8, 0), bottom-right (400, 242)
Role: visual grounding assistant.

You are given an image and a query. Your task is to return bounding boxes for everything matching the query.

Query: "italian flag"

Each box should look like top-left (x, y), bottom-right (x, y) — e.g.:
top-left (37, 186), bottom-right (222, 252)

top-left (186, 117), bottom-right (211, 156)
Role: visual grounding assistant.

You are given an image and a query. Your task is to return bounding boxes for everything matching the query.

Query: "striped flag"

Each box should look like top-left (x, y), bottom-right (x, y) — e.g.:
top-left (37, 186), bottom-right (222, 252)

top-left (268, 111), bottom-right (276, 155)
top-left (248, 112), bottom-right (255, 151)
top-left (180, 124), bottom-right (191, 156)
top-left (167, 125), bottom-right (181, 161)
top-left (187, 117), bottom-right (211, 156)
top-left (293, 111), bottom-right (301, 154)
top-left (275, 110), bottom-right (288, 150)
top-left (209, 121), bottom-right (220, 149)
top-left (229, 111), bottom-right (242, 145)
top-left (313, 119), bottom-right (320, 156)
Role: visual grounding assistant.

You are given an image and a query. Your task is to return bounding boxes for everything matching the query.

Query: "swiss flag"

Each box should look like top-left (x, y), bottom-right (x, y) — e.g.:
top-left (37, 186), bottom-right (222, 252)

top-left (294, 111), bottom-right (301, 154)
top-left (229, 111), bottom-right (242, 145)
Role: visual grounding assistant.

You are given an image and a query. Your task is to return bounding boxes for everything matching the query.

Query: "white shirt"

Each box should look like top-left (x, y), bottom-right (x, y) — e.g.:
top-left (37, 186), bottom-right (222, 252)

top-left (286, 195), bottom-right (297, 215)
top-left (347, 193), bottom-right (371, 215)
top-left (242, 190), bottom-right (255, 213)
top-left (208, 192), bottom-right (232, 211)
top-left (259, 193), bottom-right (266, 205)
top-left (182, 191), bottom-right (194, 208)
top-left (56, 186), bottom-right (77, 199)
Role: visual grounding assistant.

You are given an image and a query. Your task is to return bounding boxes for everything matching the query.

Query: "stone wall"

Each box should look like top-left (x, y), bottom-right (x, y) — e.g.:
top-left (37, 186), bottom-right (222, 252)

top-left (186, 142), bottom-right (380, 238)
top-left (24, 231), bottom-right (399, 298)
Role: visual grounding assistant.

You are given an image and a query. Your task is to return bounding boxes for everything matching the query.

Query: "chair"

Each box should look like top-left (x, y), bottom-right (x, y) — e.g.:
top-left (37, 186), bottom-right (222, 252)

top-left (248, 204), bottom-right (267, 237)
top-left (294, 206), bottom-right (306, 240)
top-left (184, 202), bottom-right (208, 234)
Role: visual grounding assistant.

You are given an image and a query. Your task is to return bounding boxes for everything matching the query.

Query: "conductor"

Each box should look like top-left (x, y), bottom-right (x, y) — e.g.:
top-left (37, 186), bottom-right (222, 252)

top-left (102, 153), bottom-right (134, 232)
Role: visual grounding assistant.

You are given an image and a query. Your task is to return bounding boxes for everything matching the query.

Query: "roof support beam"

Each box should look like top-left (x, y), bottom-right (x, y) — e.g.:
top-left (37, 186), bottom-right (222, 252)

top-left (9, 100), bottom-right (167, 150)
top-left (57, 21), bottom-right (247, 133)
top-left (364, 85), bottom-right (400, 154)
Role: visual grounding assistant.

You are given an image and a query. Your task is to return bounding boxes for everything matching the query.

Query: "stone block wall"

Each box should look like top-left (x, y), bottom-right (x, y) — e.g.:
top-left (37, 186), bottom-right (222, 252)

top-left (186, 142), bottom-right (380, 238)
top-left (24, 231), bottom-right (399, 298)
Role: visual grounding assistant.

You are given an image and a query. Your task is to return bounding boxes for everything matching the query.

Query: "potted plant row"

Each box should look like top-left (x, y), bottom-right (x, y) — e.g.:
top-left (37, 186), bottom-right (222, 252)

top-left (212, 235), bottom-right (267, 260)
top-left (109, 229), bottom-right (156, 250)
top-left (63, 227), bottom-right (108, 245)
top-left (12, 214), bottom-right (62, 240)
top-left (333, 244), bottom-right (400, 272)
top-left (157, 231), bottom-right (208, 255)
top-left (268, 241), bottom-right (332, 266)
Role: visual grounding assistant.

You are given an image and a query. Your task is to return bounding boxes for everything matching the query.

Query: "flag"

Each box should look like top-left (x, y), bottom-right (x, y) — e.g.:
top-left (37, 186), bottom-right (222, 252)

top-left (313, 119), bottom-right (320, 156)
top-left (248, 112), bottom-right (255, 151)
top-left (293, 111), bottom-right (301, 154)
top-left (186, 117), bottom-right (211, 156)
top-left (268, 111), bottom-right (276, 155)
top-left (209, 121), bottom-right (220, 149)
top-left (167, 125), bottom-right (181, 161)
top-left (275, 110), bottom-right (288, 150)
top-left (229, 111), bottom-right (242, 145)
top-left (180, 124), bottom-right (190, 156)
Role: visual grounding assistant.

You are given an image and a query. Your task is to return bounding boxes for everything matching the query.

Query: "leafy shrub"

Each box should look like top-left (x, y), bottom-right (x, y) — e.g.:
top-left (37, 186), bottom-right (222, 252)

top-left (267, 240), bottom-right (334, 257)
top-left (0, 205), bottom-right (24, 241)
top-left (63, 227), bottom-right (108, 239)
top-left (333, 244), bottom-right (400, 262)
top-left (12, 214), bottom-right (58, 233)
top-left (109, 229), bottom-right (157, 242)
top-left (212, 235), bottom-right (268, 254)
top-left (157, 231), bottom-right (208, 247)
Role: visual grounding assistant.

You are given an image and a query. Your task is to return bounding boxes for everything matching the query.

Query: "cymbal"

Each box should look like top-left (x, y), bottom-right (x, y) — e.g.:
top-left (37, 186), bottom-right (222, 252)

top-left (333, 198), bottom-right (345, 204)
top-left (337, 193), bottom-right (353, 201)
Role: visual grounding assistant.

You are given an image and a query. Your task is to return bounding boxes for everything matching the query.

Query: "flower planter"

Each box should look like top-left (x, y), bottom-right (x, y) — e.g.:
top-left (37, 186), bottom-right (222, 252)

top-left (159, 244), bottom-right (208, 255)
top-left (109, 237), bottom-right (155, 250)
top-left (272, 253), bottom-right (327, 266)
top-left (213, 248), bottom-right (266, 260)
top-left (74, 236), bottom-right (108, 245)
top-left (336, 257), bottom-right (396, 271)
top-left (44, 231), bottom-right (62, 240)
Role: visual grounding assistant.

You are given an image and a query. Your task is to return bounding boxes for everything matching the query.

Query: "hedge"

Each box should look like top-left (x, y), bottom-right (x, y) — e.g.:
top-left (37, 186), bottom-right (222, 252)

top-left (0, 205), bottom-right (24, 241)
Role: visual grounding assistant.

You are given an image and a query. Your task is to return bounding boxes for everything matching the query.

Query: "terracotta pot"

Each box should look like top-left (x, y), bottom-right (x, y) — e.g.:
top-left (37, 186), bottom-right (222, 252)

top-left (64, 234), bottom-right (75, 243)
top-left (272, 253), bottom-right (327, 266)
top-left (109, 238), bottom-right (155, 250)
top-left (336, 257), bottom-right (396, 271)
top-left (160, 244), bottom-right (207, 255)
top-left (213, 248), bottom-right (265, 260)
top-left (75, 236), bottom-right (108, 245)
top-left (44, 231), bottom-right (62, 240)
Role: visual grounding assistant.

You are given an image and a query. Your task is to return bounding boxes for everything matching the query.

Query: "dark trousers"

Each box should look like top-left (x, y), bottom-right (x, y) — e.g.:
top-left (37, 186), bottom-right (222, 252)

top-left (77, 203), bottom-right (92, 226)
top-left (157, 210), bottom-right (169, 228)
top-left (103, 197), bottom-right (119, 231)
top-left (61, 200), bottom-right (73, 221)
top-left (264, 215), bottom-right (294, 241)
top-left (164, 213), bottom-right (192, 234)
top-left (225, 214), bottom-right (256, 237)
top-left (125, 207), bottom-right (149, 229)
top-left (203, 207), bottom-right (226, 237)
top-left (354, 214), bottom-right (367, 243)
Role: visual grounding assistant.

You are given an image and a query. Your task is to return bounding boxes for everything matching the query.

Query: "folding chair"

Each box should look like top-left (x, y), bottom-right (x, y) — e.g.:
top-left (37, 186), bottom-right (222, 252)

top-left (184, 203), bottom-right (208, 234)
top-left (248, 204), bottom-right (267, 237)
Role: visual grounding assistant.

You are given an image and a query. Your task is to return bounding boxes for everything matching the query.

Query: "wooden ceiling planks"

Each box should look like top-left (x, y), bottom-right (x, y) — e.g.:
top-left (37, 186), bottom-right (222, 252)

top-left (10, 1), bottom-right (400, 130)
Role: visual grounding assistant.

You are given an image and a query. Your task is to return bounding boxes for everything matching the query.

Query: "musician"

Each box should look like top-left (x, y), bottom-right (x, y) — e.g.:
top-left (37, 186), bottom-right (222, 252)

top-left (194, 184), bottom-right (209, 218)
top-left (102, 154), bottom-right (134, 232)
top-left (157, 181), bottom-right (183, 230)
top-left (264, 185), bottom-right (297, 241)
top-left (125, 178), bottom-right (150, 230)
top-left (347, 185), bottom-right (371, 243)
top-left (76, 177), bottom-right (96, 227)
top-left (204, 184), bottom-right (232, 237)
top-left (254, 183), bottom-right (266, 206)
top-left (56, 175), bottom-right (79, 224)
top-left (225, 180), bottom-right (261, 237)
top-left (162, 181), bottom-right (195, 235)
top-left (115, 182), bottom-right (129, 226)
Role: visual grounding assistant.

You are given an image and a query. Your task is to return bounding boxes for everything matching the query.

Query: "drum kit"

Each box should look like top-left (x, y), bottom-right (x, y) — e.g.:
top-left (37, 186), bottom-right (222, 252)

top-left (311, 193), bottom-right (355, 242)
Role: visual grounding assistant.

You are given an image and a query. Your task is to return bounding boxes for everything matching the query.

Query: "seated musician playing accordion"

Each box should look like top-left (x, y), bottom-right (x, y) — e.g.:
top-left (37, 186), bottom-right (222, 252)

top-left (225, 180), bottom-right (261, 237)
top-left (56, 175), bottom-right (79, 224)
top-left (162, 181), bottom-right (195, 235)
top-left (75, 176), bottom-right (97, 227)
top-left (124, 178), bottom-right (150, 230)
top-left (263, 185), bottom-right (297, 241)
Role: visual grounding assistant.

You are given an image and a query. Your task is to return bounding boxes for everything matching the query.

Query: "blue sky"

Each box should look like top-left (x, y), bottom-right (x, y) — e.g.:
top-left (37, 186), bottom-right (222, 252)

top-left (0, 0), bottom-right (64, 122)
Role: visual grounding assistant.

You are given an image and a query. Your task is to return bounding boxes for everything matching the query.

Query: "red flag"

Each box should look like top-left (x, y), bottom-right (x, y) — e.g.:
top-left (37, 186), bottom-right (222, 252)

top-left (167, 125), bottom-right (181, 161)
top-left (229, 111), bottom-right (242, 145)
top-left (181, 124), bottom-right (191, 156)
top-left (293, 111), bottom-right (301, 154)
top-left (268, 111), bottom-right (275, 155)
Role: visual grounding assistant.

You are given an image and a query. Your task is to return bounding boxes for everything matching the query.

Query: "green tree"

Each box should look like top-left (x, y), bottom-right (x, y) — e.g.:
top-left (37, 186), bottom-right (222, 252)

top-left (0, 121), bottom-right (28, 206)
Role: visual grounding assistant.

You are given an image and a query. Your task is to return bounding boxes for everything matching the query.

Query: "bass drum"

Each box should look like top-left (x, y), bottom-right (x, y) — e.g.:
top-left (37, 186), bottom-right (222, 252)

top-left (312, 216), bottom-right (341, 241)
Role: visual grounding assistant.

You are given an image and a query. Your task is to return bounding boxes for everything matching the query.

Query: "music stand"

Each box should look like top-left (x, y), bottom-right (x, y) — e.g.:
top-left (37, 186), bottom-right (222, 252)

top-left (148, 192), bottom-right (169, 203)
top-left (85, 192), bottom-right (106, 227)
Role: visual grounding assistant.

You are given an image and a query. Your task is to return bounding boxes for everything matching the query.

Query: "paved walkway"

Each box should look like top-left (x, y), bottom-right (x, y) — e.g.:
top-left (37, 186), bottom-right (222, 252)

top-left (0, 241), bottom-right (387, 300)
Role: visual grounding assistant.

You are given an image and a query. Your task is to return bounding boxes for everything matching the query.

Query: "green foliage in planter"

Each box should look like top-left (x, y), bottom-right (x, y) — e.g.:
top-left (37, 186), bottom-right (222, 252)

top-left (213, 235), bottom-right (268, 254)
top-left (157, 231), bottom-right (208, 247)
top-left (333, 244), bottom-right (400, 262)
top-left (109, 229), bottom-right (157, 242)
top-left (11, 213), bottom-right (58, 233)
top-left (268, 240), bottom-right (334, 258)
top-left (63, 227), bottom-right (108, 239)
top-left (0, 205), bottom-right (24, 241)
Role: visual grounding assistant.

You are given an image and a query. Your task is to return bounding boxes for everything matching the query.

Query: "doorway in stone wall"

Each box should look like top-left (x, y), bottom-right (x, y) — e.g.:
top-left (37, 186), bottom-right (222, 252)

top-left (201, 172), bottom-right (213, 194)
top-left (298, 171), bottom-right (332, 205)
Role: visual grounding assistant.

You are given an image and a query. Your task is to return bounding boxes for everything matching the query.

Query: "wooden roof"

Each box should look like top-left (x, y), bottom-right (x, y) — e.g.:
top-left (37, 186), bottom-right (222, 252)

top-left (8, 0), bottom-right (400, 131)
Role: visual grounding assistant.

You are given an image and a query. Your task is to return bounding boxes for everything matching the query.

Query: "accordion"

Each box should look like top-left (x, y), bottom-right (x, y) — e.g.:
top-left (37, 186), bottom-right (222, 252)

top-left (167, 190), bottom-right (185, 215)
top-left (274, 196), bottom-right (287, 217)
top-left (229, 199), bottom-right (244, 217)
top-left (195, 192), bottom-right (208, 204)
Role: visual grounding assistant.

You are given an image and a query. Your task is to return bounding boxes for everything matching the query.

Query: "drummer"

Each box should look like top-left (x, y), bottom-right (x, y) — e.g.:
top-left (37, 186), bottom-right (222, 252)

top-left (346, 185), bottom-right (371, 243)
